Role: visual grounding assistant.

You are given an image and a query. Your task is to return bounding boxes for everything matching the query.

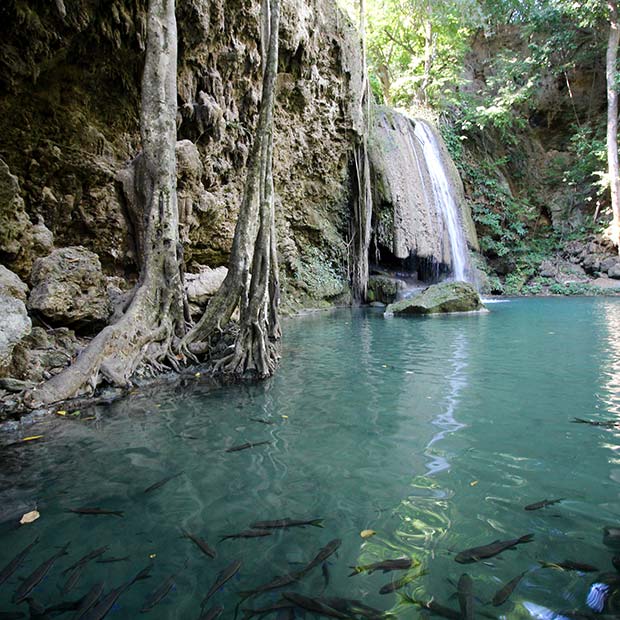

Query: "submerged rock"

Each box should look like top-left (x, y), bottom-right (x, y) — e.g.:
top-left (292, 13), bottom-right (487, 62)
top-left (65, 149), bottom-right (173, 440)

top-left (28, 246), bottom-right (111, 330)
top-left (385, 281), bottom-right (485, 315)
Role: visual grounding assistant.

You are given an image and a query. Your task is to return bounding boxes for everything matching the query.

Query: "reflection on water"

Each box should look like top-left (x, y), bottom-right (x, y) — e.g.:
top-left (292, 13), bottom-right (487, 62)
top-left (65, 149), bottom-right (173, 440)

top-left (1, 300), bottom-right (620, 617)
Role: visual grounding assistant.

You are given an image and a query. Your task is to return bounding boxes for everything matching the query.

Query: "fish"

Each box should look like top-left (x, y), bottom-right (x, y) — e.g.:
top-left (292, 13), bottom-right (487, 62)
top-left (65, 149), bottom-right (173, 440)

top-left (492, 571), bottom-right (527, 606)
top-left (12, 542), bottom-right (70, 603)
top-left (226, 441), bottom-right (271, 452)
top-left (96, 556), bottom-right (130, 563)
top-left (539, 560), bottom-right (599, 572)
top-left (572, 417), bottom-right (620, 427)
top-left (349, 558), bottom-right (412, 576)
top-left (0, 536), bottom-right (39, 586)
top-left (62, 546), bottom-right (109, 595)
top-left (199, 606), bottom-right (224, 620)
top-left (302, 539), bottom-right (341, 573)
top-left (249, 418), bottom-right (274, 425)
top-left (181, 529), bottom-right (217, 559)
top-left (143, 471), bottom-right (184, 494)
top-left (613, 555), bottom-right (620, 571)
top-left (241, 600), bottom-right (296, 618)
top-left (73, 581), bottom-right (105, 619)
top-left (0, 613), bottom-right (25, 619)
top-left (524, 498), bottom-right (564, 511)
top-left (250, 518), bottom-right (324, 529)
top-left (379, 568), bottom-right (427, 594)
top-left (321, 596), bottom-right (395, 618)
top-left (238, 571), bottom-right (301, 599)
top-left (68, 507), bottom-right (124, 517)
top-left (587, 583), bottom-right (610, 613)
top-left (140, 573), bottom-right (176, 612)
top-left (201, 559), bottom-right (242, 607)
top-left (603, 526), bottom-right (620, 547)
top-left (457, 573), bottom-right (474, 620)
top-left (455, 533), bottom-right (534, 563)
top-left (80, 564), bottom-right (151, 620)
top-left (399, 593), bottom-right (461, 620)
top-left (282, 592), bottom-right (351, 619)
top-left (321, 561), bottom-right (330, 591)
top-left (220, 529), bottom-right (272, 541)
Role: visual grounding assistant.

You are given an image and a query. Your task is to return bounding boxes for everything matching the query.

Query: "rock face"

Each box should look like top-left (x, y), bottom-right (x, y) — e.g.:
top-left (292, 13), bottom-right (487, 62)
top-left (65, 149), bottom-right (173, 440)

top-left (28, 246), bottom-right (111, 330)
top-left (0, 294), bottom-right (31, 372)
top-left (386, 281), bottom-right (485, 315)
top-left (0, 265), bottom-right (28, 302)
top-left (370, 108), bottom-right (478, 281)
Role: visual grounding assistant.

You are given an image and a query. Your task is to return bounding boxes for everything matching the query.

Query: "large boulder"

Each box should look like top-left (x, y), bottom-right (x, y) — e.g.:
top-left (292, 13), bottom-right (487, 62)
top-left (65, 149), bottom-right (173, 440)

top-left (28, 246), bottom-right (111, 330)
top-left (367, 275), bottom-right (406, 304)
top-left (385, 281), bottom-right (485, 315)
top-left (0, 265), bottom-right (28, 302)
top-left (0, 294), bottom-right (31, 372)
top-left (185, 266), bottom-right (228, 306)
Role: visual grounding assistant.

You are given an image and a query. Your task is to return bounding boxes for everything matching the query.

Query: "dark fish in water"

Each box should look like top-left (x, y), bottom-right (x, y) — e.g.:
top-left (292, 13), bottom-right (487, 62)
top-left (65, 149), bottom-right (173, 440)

top-left (226, 441), bottom-right (271, 452)
top-left (220, 529), bottom-right (272, 541)
top-left (613, 555), bottom-right (620, 571)
top-left (250, 518), bottom-right (324, 529)
top-left (349, 558), bottom-right (412, 576)
top-left (321, 561), bottom-right (330, 591)
top-left (182, 529), bottom-right (217, 559)
top-left (68, 507), bottom-right (124, 517)
top-left (572, 417), bottom-right (620, 427)
top-left (199, 606), bottom-right (224, 620)
top-left (321, 597), bottom-right (395, 619)
top-left (455, 533), bottom-right (534, 563)
top-left (73, 581), bottom-right (105, 619)
top-left (143, 471), bottom-right (184, 494)
top-left (524, 498), bottom-right (564, 511)
top-left (62, 546), bottom-right (109, 594)
top-left (492, 571), bottom-right (527, 606)
top-left (201, 559), bottom-right (242, 607)
top-left (282, 592), bottom-right (350, 619)
top-left (302, 539), bottom-right (341, 573)
top-left (12, 542), bottom-right (70, 603)
top-left (539, 560), bottom-right (599, 572)
top-left (457, 573), bottom-right (474, 620)
top-left (0, 536), bottom-right (39, 586)
top-left (379, 568), bottom-right (427, 594)
top-left (96, 556), bottom-right (130, 564)
top-left (239, 571), bottom-right (301, 599)
top-left (0, 613), bottom-right (25, 619)
top-left (241, 600), bottom-right (296, 618)
top-left (399, 593), bottom-right (460, 620)
top-left (80, 564), bottom-right (151, 620)
top-left (276, 609), bottom-right (296, 620)
top-left (140, 573), bottom-right (176, 612)
top-left (603, 526), bottom-right (620, 548)
top-left (249, 418), bottom-right (274, 425)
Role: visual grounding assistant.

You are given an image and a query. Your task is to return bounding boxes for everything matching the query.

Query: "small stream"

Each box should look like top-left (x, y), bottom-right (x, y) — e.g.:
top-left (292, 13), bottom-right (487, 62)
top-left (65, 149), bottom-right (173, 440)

top-left (1, 298), bottom-right (620, 618)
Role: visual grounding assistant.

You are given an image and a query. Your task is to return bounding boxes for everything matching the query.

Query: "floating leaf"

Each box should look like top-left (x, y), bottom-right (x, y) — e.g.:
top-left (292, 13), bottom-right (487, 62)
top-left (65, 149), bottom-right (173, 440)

top-left (194, 372), bottom-right (201, 377)
top-left (470, 480), bottom-right (479, 486)
top-left (281, 415), bottom-right (288, 419)
top-left (22, 435), bottom-right (43, 442)
top-left (360, 529), bottom-right (376, 539)
top-left (149, 553), bottom-right (157, 559)
top-left (56, 410), bottom-right (67, 416)
top-left (20, 510), bottom-right (40, 524)
top-left (70, 410), bottom-right (81, 417)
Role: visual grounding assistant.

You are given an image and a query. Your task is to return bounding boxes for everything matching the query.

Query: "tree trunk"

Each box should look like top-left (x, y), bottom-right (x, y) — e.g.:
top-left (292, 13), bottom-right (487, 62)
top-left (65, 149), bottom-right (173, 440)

top-left (180, 0), bottom-right (281, 378)
top-left (350, 0), bottom-right (373, 302)
top-left (421, 1), bottom-right (433, 103)
top-left (607, 0), bottom-right (620, 254)
top-left (25, 0), bottom-right (184, 408)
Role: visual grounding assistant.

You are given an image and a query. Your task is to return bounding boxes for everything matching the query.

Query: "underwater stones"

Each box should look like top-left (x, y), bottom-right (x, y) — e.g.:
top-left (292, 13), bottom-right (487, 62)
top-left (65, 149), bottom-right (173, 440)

top-left (385, 281), bottom-right (485, 316)
top-left (28, 246), bottom-right (111, 330)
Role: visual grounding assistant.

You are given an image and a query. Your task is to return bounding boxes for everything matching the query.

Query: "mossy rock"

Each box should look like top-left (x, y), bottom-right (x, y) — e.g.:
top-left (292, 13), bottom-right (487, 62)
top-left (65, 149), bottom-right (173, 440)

top-left (385, 281), bottom-right (485, 315)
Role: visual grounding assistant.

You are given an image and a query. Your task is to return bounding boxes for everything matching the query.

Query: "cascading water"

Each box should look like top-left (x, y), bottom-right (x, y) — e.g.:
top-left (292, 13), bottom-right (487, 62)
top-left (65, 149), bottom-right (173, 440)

top-left (413, 120), bottom-right (471, 282)
top-left (369, 108), bottom-right (479, 287)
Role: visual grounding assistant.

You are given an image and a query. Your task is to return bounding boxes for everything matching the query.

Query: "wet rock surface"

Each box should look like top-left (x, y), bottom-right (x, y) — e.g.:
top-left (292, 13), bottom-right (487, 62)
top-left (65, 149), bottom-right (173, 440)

top-left (0, 294), bottom-right (31, 372)
top-left (28, 246), bottom-right (111, 330)
top-left (386, 281), bottom-right (485, 315)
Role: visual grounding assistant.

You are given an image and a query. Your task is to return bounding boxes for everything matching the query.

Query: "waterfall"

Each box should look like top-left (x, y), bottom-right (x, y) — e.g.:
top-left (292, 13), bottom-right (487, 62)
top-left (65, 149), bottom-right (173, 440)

top-left (413, 120), bottom-right (470, 282)
top-left (369, 108), bottom-right (478, 284)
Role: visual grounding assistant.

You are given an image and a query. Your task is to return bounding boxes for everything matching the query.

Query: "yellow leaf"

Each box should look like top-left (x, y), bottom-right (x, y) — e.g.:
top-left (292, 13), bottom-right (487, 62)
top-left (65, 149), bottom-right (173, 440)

top-left (195, 372), bottom-right (201, 377)
top-left (149, 553), bottom-right (156, 559)
top-left (22, 435), bottom-right (43, 442)
top-left (82, 416), bottom-right (96, 421)
top-left (360, 529), bottom-right (376, 539)
top-left (470, 480), bottom-right (479, 486)
top-left (56, 410), bottom-right (67, 416)
top-left (281, 415), bottom-right (288, 419)
top-left (20, 510), bottom-right (40, 524)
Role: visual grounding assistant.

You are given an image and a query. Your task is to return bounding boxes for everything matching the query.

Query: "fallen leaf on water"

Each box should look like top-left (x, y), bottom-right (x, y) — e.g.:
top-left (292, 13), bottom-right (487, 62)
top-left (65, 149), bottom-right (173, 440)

top-left (56, 410), bottom-right (67, 416)
top-left (70, 410), bottom-right (81, 417)
top-left (281, 415), bottom-right (289, 419)
top-left (82, 416), bottom-right (96, 421)
top-left (149, 553), bottom-right (157, 559)
top-left (22, 435), bottom-right (43, 442)
top-left (360, 529), bottom-right (376, 539)
top-left (195, 372), bottom-right (201, 377)
top-left (20, 510), bottom-right (40, 524)
top-left (470, 480), bottom-right (479, 486)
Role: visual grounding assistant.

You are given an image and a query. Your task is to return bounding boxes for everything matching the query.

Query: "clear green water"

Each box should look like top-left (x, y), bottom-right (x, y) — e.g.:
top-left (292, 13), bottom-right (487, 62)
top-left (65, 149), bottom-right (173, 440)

top-left (2, 297), bottom-right (620, 618)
